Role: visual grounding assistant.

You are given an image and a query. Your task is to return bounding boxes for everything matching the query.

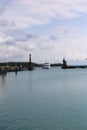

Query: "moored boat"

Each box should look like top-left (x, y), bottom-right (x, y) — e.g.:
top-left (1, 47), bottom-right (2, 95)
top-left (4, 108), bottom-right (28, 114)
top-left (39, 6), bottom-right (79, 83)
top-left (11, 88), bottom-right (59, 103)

top-left (42, 63), bottom-right (50, 69)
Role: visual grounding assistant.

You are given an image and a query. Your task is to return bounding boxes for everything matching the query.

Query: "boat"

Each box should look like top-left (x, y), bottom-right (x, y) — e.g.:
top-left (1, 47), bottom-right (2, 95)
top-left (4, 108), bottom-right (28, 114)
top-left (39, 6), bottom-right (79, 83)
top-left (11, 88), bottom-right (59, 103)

top-left (42, 63), bottom-right (50, 69)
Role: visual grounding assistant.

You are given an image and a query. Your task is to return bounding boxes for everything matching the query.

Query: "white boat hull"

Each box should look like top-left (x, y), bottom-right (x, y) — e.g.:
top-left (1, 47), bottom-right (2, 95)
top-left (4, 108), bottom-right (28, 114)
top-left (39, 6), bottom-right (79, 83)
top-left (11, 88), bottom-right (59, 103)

top-left (42, 63), bottom-right (50, 69)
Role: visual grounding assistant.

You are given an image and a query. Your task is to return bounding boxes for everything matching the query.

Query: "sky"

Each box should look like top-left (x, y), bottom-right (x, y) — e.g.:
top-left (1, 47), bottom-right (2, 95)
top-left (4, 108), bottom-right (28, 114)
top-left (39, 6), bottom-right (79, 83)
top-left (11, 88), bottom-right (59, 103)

top-left (0, 0), bottom-right (87, 64)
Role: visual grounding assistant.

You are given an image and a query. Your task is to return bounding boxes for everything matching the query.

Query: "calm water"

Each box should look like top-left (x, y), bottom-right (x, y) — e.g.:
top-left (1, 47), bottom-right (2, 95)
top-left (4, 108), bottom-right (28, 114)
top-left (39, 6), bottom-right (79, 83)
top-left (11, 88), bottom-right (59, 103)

top-left (0, 67), bottom-right (87, 130)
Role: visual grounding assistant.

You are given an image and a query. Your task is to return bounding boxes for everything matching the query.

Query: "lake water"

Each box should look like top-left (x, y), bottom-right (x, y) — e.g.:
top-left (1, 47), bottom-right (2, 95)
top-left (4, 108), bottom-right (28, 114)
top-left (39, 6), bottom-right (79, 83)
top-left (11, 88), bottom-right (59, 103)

top-left (0, 67), bottom-right (87, 130)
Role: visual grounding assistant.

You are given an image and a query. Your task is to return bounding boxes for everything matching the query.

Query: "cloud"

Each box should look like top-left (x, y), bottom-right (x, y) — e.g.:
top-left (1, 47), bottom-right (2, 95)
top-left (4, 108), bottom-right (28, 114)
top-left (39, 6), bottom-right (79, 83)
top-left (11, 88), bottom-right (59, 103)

top-left (1, 0), bottom-right (87, 28)
top-left (16, 33), bottom-right (38, 42)
top-left (49, 35), bottom-right (59, 41)
top-left (16, 41), bottom-right (36, 51)
top-left (66, 52), bottom-right (87, 60)
top-left (0, 36), bottom-right (22, 61)
top-left (0, 0), bottom-right (87, 62)
top-left (0, 19), bottom-right (16, 27)
top-left (0, 24), bottom-right (86, 62)
top-left (0, 5), bottom-right (5, 15)
top-left (0, 29), bottom-right (56, 61)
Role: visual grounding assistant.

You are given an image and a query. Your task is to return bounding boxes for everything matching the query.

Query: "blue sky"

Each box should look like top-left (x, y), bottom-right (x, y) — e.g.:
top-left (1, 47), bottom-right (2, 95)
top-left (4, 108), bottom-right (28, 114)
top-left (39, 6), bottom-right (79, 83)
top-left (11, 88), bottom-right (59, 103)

top-left (0, 0), bottom-right (87, 64)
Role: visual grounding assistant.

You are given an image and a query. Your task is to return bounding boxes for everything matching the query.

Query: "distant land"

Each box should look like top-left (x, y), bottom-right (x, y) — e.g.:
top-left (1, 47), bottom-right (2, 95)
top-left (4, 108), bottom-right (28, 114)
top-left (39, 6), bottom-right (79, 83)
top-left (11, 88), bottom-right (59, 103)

top-left (0, 62), bottom-right (62, 67)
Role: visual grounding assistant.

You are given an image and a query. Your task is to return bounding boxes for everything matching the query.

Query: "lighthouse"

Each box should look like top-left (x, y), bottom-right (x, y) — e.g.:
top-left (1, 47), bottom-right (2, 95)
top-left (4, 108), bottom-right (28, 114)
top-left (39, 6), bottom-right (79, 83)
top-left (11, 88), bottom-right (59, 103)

top-left (62, 58), bottom-right (67, 68)
top-left (28, 54), bottom-right (33, 70)
top-left (29, 54), bottom-right (31, 63)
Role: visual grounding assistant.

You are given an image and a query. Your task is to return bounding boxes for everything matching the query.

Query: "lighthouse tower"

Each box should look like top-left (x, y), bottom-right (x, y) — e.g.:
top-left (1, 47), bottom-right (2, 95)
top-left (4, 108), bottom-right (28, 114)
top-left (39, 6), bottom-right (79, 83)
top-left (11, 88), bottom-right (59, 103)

top-left (29, 54), bottom-right (31, 63)
top-left (28, 53), bottom-right (33, 70)
top-left (62, 58), bottom-right (67, 68)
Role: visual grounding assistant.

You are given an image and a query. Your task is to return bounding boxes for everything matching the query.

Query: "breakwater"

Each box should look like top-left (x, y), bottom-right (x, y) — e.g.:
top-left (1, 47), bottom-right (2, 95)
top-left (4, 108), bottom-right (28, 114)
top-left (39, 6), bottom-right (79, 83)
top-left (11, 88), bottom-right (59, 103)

top-left (61, 58), bottom-right (87, 69)
top-left (62, 65), bottom-right (87, 69)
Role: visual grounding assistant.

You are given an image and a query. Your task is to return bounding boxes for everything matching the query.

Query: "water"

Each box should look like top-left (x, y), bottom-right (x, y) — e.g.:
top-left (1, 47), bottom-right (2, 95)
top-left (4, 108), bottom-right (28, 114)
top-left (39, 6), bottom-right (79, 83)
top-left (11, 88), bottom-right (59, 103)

top-left (0, 67), bottom-right (87, 130)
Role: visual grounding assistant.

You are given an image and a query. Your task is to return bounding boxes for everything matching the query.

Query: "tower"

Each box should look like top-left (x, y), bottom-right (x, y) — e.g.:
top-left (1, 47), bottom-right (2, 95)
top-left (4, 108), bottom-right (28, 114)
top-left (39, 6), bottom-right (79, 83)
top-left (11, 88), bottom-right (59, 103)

top-left (62, 58), bottom-right (67, 68)
top-left (28, 53), bottom-right (33, 70)
top-left (63, 58), bottom-right (67, 66)
top-left (29, 54), bottom-right (31, 63)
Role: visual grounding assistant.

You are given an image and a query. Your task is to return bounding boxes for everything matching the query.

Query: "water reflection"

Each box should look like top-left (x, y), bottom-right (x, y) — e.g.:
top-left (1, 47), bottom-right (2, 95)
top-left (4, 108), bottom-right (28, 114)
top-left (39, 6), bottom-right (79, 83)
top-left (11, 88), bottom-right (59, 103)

top-left (15, 71), bottom-right (18, 75)
top-left (1, 74), bottom-right (6, 85)
top-left (62, 70), bottom-right (68, 88)
top-left (0, 74), bottom-right (7, 100)
top-left (28, 72), bottom-right (33, 91)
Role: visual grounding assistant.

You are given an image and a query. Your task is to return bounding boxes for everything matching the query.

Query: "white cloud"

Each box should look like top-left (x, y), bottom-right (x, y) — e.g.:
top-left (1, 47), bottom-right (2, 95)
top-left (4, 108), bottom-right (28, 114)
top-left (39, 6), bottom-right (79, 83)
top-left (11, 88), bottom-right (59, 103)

top-left (0, 0), bottom-right (87, 62)
top-left (0, 24), bottom-right (87, 62)
top-left (0, 37), bottom-right (4, 43)
top-left (1, 0), bottom-right (87, 28)
top-left (0, 19), bottom-right (16, 27)
top-left (0, 5), bottom-right (5, 15)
